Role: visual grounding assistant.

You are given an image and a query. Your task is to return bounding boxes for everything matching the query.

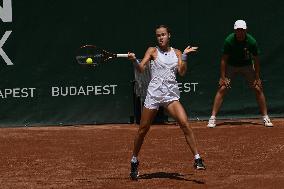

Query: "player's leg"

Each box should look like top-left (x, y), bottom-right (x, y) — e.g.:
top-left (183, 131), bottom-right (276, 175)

top-left (254, 85), bottom-right (268, 115)
top-left (243, 65), bottom-right (273, 127)
top-left (132, 107), bottom-right (158, 156)
top-left (207, 84), bottom-right (229, 128)
top-left (166, 100), bottom-right (205, 170)
top-left (130, 107), bottom-right (158, 180)
top-left (210, 85), bottom-right (229, 117)
top-left (253, 85), bottom-right (273, 127)
top-left (208, 65), bottom-right (235, 128)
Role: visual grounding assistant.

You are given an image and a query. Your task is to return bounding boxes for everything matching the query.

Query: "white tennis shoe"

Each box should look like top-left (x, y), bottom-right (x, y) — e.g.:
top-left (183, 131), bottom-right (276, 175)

top-left (207, 116), bottom-right (216, 128)
top-left (263, 116), bottom-right (273, 127)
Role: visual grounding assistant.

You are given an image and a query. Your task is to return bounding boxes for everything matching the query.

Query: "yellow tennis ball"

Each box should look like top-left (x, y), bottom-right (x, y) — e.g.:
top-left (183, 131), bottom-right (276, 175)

top-left (86, 58), bottom-right (93, 64)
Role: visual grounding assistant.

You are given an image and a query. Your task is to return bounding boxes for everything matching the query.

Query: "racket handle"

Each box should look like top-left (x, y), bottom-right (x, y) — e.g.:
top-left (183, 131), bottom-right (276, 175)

top-left (116, 54), bottom-right (128, 58)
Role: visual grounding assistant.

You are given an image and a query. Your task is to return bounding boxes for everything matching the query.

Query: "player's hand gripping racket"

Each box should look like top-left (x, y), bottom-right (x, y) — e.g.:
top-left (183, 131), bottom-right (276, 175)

top-left (76, 45), bottom-right (128, 66)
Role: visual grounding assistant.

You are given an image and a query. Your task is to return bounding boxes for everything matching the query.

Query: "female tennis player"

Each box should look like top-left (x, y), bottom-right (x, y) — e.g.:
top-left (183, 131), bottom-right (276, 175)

top-left (128, 25), bottom-right (205, 180)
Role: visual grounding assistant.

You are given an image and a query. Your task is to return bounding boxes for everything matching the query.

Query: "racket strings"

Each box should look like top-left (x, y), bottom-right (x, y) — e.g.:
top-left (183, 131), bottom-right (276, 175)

top-left (77, 47), bottom-right (106, 65)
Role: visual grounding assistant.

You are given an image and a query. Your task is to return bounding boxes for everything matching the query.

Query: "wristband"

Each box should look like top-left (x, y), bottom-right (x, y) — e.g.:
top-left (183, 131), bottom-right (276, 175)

top-left (182, 53), bottom-right (187, 61)
top-left (132, 59), bottom-right (140, 66)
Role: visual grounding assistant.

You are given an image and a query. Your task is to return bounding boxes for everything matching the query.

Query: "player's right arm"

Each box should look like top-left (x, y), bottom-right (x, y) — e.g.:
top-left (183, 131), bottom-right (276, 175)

top-left (219, 54), bottom-right (230, 88)
top-left (220, 54), bottom-right (228, 79)
top-left (219, 36), bottom-right (231, 88)
top-left (128, 47), bottom-right (155, 73)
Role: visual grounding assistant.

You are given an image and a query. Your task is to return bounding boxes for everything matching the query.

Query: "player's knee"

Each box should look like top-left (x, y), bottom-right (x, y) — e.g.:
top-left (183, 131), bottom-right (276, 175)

top-left (179, 122), bottom-right (192, 135)
top-left (179, 122), bottom-right (186, 130)
top-left (138, 126), bottom-right (150, 137)
top-left (139, 119), bottom-right (151, 128)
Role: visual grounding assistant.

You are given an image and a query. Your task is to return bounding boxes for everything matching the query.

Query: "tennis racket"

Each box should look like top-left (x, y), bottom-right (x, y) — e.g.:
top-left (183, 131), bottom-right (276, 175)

top-left (76, 45), bottom-right (128, 66)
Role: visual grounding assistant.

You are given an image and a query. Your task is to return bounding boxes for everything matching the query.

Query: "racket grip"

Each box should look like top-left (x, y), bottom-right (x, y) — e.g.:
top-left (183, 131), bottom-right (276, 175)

top-left (116, 54), bottom-right (128, 58)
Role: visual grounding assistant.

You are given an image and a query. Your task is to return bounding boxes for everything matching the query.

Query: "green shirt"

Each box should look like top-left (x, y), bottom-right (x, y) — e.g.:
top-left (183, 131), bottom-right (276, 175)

top-left (222, 33), bottom-right (259, 67)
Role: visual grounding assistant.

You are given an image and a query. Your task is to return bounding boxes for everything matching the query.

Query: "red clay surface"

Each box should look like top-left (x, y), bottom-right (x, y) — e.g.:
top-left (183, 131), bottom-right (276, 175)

top-left (0, 118), bottom-right (284, 189)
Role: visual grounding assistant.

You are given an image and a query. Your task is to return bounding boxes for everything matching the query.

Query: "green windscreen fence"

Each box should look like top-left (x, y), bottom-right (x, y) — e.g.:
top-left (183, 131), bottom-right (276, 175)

top-left (0, 0), bottom-right (283, 127)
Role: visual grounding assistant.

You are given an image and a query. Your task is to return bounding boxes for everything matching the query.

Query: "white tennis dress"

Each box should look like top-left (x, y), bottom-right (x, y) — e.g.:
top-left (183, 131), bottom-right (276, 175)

top-left (144, 47), bottom-right (180, 109)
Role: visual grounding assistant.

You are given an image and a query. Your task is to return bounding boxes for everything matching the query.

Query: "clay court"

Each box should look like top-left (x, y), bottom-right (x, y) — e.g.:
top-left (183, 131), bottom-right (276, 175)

top-left (0, 118), bottom-right (283, 189)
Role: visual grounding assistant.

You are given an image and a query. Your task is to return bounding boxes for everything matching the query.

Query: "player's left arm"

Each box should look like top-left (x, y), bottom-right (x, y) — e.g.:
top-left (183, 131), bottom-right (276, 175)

top-left (253, 56), bottom-right (260, 79)
top-left (252, 55), bottom-right (263, 89)
top-left (251, 40), bottom-right (260, 78)
top-left (251, 38), bottom-right (263, 88)
top-left (176, 46), bottom-right (198, 76)
top-left (175, 49), bottom-right (187, 76)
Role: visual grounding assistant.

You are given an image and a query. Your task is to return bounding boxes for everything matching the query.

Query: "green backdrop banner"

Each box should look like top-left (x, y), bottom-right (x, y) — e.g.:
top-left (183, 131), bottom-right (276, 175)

top-left (0, 0), bottom-right (283, 126)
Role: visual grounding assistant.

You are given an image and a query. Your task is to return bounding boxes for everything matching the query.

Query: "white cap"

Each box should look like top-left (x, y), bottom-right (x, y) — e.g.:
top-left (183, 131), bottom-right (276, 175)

top-left (234, 20), bottom-right (247, 29)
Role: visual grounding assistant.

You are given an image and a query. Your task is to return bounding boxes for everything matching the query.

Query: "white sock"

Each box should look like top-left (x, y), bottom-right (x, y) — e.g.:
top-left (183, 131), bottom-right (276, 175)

top-left (194, 154), bottom-right (201, 160)
top-left (210, 116), bottom-right (216, 119)
top-left (131, 156), bottom-right (138, 163)
top-left (262, 115), bottom-right (269, 119)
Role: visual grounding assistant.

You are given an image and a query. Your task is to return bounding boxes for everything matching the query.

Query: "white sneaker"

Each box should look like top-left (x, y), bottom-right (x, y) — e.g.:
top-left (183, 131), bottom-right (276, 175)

top-left (207, 117), bottom-right (216, 128)
top-left (263, 116), bottom-right (273, 127)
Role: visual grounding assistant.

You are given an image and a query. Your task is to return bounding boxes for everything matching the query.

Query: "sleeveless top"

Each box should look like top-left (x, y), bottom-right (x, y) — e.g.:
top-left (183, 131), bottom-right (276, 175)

top-left (144, 47), bottom-right (180, 108)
